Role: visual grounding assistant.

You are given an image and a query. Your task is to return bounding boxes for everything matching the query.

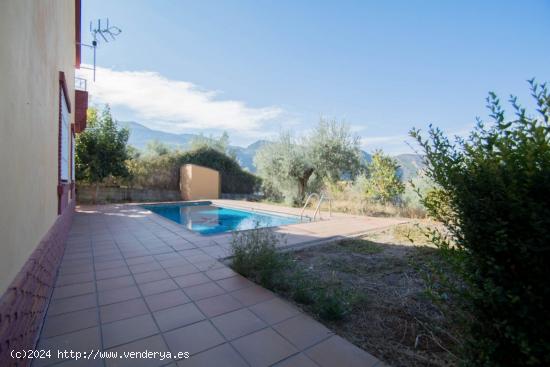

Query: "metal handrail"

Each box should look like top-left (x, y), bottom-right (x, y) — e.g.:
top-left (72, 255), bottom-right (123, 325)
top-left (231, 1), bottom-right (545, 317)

top-left (300, 193), bottom-right (333, 221)
top-left (300, 193), bottom-right (319, 220)
top-left (313, 194), bottom-right (332, 220)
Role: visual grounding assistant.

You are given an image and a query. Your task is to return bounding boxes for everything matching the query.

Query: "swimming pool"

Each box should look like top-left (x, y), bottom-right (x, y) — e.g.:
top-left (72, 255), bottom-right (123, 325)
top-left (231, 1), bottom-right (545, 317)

top-left (142, 202), bottom-right (302, 235)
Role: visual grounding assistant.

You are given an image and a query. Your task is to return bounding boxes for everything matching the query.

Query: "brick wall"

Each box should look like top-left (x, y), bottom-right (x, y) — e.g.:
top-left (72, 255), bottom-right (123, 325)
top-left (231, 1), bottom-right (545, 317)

top-left (0, 200), bottom-right (75, 366)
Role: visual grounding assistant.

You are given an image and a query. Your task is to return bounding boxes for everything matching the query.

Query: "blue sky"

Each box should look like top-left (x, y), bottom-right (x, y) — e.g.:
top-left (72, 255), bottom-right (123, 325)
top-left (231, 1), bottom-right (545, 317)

top-left (79, 0), bottom-right (550, 154)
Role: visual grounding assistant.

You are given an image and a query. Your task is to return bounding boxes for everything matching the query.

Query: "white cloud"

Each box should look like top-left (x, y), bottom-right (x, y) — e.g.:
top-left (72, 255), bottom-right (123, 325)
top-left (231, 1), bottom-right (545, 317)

top-left (76, 65), bottom-right (283, 133)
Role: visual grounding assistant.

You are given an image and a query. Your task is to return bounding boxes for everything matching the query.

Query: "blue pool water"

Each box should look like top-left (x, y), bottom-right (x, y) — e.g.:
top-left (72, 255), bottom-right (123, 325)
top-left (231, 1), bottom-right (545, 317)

top-left (142, 202), bottom-right (301, 235)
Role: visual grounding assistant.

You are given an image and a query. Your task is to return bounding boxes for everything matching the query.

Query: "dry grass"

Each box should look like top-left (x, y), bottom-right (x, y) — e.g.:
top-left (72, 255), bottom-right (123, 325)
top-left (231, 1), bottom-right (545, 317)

top-left (288, 223), bottom-right (462, 367)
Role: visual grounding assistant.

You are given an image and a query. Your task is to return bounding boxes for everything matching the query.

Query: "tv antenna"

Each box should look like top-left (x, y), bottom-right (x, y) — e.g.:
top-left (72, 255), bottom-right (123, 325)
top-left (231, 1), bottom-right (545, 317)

top-left (80, 18), bottom-right (122, 81)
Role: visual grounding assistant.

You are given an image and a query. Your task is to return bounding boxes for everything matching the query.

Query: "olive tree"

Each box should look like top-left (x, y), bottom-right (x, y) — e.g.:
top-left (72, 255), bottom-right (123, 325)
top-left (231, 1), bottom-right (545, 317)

top-left (255, 119), bottom-right (361, 205)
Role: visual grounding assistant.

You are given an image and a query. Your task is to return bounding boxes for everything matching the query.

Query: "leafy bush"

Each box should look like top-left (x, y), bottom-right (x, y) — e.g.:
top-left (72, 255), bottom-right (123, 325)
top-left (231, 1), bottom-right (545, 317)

top-left (411, 80), bottom-right (550, 366)
top-left (127, 147), bottom-right (261, 194)
top-left (230, 228), bottom-right (352, 321)
top-left (313, 287), bottom-right (352, 321)
top-left (230, 227), bottom-right (288, 288)
top-left (354, 150), bottom-right (405, 203)
top-left (76, 106), bottom-right (130, 184)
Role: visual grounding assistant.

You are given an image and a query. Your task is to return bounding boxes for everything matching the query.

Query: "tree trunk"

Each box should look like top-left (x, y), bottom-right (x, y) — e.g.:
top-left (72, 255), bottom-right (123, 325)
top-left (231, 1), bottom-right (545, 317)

top-left (93, 182), bottom-right (99, 204)
top-left (297, 168), bottom-right (315, 205)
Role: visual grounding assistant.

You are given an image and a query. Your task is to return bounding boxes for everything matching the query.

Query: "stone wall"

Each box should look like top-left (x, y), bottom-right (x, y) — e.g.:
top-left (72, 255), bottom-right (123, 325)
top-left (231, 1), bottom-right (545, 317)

top-left (221, 193), bottom-right (264, 201)
top-left (77, 186), bottom-right (181, 204)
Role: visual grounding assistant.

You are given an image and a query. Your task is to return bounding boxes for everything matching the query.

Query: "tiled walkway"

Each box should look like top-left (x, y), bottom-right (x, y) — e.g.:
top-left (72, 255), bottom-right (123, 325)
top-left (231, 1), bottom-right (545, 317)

top-left (33, 204), bottom-right (396, 367)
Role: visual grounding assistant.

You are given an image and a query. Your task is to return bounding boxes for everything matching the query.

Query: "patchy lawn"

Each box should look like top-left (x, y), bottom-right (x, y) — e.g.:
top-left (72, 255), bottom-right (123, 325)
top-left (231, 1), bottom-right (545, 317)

top-left (231, 222), bottom-right (462, 367)
top-left (289, 223), bottom-right (462, 367)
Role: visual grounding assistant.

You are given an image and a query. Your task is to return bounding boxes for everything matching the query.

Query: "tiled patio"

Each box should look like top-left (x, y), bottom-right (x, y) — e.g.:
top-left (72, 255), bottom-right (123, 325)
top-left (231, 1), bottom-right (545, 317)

top-left (33, 203), bottom-right (399, 366)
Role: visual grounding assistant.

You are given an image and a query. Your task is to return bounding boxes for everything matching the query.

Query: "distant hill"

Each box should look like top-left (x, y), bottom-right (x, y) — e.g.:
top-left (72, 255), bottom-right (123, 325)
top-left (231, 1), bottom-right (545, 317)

top-left (118, 121), bottom-right (197, 150)
top-left (395, 154), bottom-right (426, 180)
top-left (119, 121), bottom-right (423, 178)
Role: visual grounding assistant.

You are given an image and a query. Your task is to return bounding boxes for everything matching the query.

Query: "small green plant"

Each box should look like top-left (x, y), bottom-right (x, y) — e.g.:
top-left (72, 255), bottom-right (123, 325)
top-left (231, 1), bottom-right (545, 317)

top-left (313, 287), bottom-right (352, 321)
top-left (230, 229), bottom-right (356, 321)
top-left (230, 227), bottom-right (288, 289)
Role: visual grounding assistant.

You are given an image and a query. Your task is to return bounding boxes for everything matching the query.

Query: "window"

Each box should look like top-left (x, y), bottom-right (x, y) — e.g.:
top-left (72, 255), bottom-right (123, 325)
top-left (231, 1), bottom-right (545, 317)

top-left (60, 87), bottom-right (70, 182)
top-left (71, 134), bottom-right (75, 182)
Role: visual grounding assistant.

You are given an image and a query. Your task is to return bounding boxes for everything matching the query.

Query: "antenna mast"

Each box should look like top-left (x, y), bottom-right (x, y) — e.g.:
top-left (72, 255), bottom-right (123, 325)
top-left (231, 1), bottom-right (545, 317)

top-left (80, 18), bottom-right (122, 81)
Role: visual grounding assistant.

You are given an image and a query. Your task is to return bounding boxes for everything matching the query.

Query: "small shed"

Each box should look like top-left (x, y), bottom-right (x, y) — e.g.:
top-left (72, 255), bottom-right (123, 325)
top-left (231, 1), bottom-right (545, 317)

top-left (179, 164), bottom-right (221, 200)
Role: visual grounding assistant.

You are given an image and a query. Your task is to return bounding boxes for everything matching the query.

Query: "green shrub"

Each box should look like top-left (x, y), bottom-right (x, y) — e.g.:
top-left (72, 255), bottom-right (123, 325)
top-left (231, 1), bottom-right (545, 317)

top-left (313, 287), bottom-right (351, 321)
top-left (229, 228), bottom-right (353, 321)
top-left (177, 147), bottom-right (260, 194)
top-left (127, 147), bottom-right (261, 194)
top-left (410, 80), bottom-right (550, 366)
top-left (230, 227), bottom-right (288, 288)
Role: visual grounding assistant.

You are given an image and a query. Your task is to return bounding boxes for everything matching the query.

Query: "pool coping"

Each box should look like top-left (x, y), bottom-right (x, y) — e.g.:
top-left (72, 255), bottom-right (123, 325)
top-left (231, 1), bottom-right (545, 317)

top-left (91, 200), bottom-right (410, 258)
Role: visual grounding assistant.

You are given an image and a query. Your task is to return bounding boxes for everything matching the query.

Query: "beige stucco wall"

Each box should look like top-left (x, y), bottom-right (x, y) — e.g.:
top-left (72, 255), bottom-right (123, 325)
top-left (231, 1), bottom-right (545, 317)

top-left (180, 164), bottom-right (221, 200)
top-left (0, 0), bottom-right (76, 292)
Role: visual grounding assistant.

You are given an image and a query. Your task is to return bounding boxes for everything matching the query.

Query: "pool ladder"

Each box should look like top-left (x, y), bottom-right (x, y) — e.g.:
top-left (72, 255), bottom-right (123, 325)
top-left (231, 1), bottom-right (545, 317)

top-left (300, 193), bottom-right (332, 221)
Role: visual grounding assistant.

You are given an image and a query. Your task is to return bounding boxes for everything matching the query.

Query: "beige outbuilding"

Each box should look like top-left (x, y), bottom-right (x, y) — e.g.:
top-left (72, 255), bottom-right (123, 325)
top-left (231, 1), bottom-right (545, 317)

top-left (179, 164), bottom-right (221, 200)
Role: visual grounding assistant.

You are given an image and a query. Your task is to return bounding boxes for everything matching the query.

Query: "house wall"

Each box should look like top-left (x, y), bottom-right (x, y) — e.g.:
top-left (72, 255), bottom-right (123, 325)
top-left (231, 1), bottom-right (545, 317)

top-left (180, 164), bottom-right (221, 200)
top-left (0, 0), bottom-right (76, 294)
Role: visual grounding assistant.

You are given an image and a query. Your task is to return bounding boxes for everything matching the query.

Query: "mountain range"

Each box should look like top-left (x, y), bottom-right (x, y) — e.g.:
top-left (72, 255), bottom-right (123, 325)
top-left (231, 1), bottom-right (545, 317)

top-left (119, 121), bottom-right (424, 179)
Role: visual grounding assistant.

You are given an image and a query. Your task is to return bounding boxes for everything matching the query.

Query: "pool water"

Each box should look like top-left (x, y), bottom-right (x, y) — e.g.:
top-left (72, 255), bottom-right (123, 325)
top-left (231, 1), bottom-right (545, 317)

top-left (142, 202), bottom-right (302, 235)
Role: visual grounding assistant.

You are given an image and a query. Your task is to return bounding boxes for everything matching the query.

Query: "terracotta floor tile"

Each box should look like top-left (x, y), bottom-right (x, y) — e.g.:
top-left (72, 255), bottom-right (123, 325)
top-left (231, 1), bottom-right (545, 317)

top-left (47, 294), bottom-right (96, 316)
top-left (134, 269), bottom-right (170, 284)
top-left (272, 353), bottom-right (319, 367)
top-left (145, 290), bottom-right (191, 312)
top-left (273, 314), bottom-right (333, 349)
top-left (159, 258), bottom-right (189, 269)
top-left (163, 320), bottom-right (225, 356)
top-left (195, 294), bottom-right (243, 318)
top-left (211, 308), bottom-right (267, 340)
top-left (216, 276), bottom-right (255, 292)
top-left (34, 327), bottom-right (101, 366)
top-left (173, 273), bottom-right (211, 288)
top-left (52, 282), bottom-right (95, 300)
top-left (186, 254), bottom-right (213, 264)
top-left (102, 314), bottom-right (159, 348)
top-left (193, 259), bottom-right (225, 272)
top-left (153, 303), bottom-right (205, 332)
top-left (95, 266), bottom-right (131, 280)
top-left (41, 308), bottom-right (98, 338)
top-left (96, 275), bottom-right (135, 292)
top-left (183, 282), bottom-right (226, 301)
top-left (231, 328), bottom-right (297, 367)
top-left (250, 298), bottom-right (300, 325)
top-left (55, 271), bottom-right (95, 287)
top-left (138, 278), bottom-right (178, 296)
top-left (94, 259), bottom-right (126, 271)
top-left (129, 261), bottom-right (163, 274)
top-left (105, 334), bottom-right (171, 367)
top-left (204, 267), bottom-right (237, 281)
top-left (54, 357), bottom-right (104, 367)
top-left (100, 298), bottom-right (149, 323)
top-left (126, 255), bottom-right (155, 266)
top-left (98, 285), bottom-right (141, 306)
top-left (177, 343), bottom-right (248, 367)
top-left (305, 335), bottom-right (379, 367)
top-left (230, 285), bottom-right (274, 306)
top-left (165, 264), bottom-right (200, 277)
top-left (177, 249), bottom-right (204, 259)
top-left (58, 264), bottom-right (94, 275)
